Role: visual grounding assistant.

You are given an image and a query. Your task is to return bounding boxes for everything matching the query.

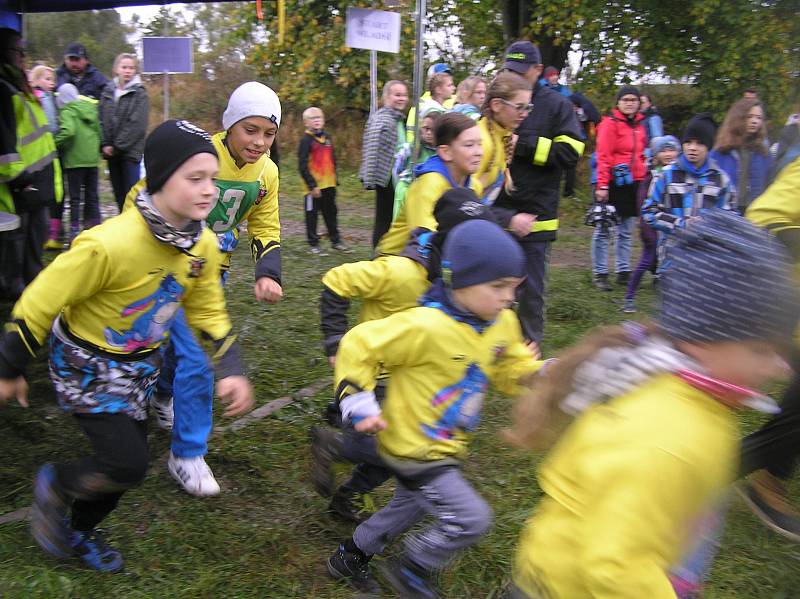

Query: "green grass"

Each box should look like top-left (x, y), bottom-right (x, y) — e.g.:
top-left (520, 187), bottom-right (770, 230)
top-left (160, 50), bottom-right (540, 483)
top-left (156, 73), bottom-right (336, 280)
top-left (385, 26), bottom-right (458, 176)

top-left (0, 159), bottom-right (798, 597)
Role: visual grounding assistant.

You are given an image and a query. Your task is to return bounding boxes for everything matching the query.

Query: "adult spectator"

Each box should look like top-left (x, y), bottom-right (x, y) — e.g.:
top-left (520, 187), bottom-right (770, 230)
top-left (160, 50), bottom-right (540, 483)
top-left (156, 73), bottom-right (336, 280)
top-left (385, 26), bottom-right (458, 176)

top-left (405, 63), bottom-right (455, 143)
top-left (99, 53), bottom-right (149, 212)
top-left (493, 40), bottom-right (584, 343)
top-left (0, 28), bottom-right (62, 298)
top-left (359, 80), bottom-right (408, 248)
top-left (538, 66), bottom-right (571, 98)
top-left (639, 93), bottom-right (663, 142)
top-left (743, 88), bottom-right (759, 101)
top-left (55, 42), bottom-right (107, 100)
top-left (592, 85), bottom-right (647, 291)
top-left (711, 98), bottom-right (772, 214)
top-left (452, 75), bottom-right (487, 121)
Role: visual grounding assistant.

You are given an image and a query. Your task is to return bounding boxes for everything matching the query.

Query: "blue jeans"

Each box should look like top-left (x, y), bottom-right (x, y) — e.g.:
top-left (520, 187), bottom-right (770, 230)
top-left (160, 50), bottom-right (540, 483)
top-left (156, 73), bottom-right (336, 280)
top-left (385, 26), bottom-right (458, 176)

top-left (591, 216), bottom-right (636, 275)
top-left (155, 308), bottom-right (214, 458)
top-left (107, 158), bottom-right (141, 212)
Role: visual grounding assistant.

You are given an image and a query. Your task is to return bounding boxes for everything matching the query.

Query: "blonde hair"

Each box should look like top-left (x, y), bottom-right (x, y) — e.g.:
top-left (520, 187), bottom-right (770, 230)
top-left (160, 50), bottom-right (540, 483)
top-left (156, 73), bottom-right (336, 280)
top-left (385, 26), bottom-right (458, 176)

top-left (29, 64), bottom-right (54, 84)
top-left (427, 72), bottom-right (453, 96)
top-left (482, 71), bottom-right (530, 118)
top-left (455, 76), bottom-right (486, 105)
top-left (302, 106), bottom-right (323, 121)
top-left (503, 323), bottom-right (658, 450)
top-left (113, 53), bottom-right (138, 74)
top-left (381, 80), bottom-right (407, 102)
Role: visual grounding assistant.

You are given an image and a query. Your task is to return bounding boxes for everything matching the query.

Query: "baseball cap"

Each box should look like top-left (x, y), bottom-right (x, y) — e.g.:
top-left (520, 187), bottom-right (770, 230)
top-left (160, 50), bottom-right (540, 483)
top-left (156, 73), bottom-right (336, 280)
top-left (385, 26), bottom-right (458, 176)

top-left (427, 63), bottom-right (451, 78)
top-left (64, 42), bottom-right (87, 59)
top-left (502, 41), bottom-right (542, 74)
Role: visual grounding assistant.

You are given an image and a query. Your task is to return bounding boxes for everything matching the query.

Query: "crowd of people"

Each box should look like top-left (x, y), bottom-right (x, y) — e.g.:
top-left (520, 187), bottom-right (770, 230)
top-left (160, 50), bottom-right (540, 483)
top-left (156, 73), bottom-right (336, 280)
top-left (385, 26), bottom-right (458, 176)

top-left (2, 23), bottom-right (800, 598)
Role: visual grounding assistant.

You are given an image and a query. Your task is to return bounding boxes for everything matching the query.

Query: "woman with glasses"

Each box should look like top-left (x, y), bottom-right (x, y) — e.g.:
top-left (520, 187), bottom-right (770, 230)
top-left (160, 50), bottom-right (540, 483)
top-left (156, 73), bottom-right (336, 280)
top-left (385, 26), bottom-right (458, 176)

top-left (0, 28), bottom-right (63, 299)
top-left (592, 85), bottom-right (647, 291)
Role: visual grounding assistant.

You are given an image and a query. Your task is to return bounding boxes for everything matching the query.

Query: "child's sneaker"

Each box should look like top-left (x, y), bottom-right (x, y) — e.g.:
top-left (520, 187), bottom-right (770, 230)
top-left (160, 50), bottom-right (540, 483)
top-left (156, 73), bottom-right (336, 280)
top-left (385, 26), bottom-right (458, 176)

top-left (167, 453), bottom-right (221, 497)
top-left (150, 393), bottom-right (174, 430)
top-left (30, 463), bottom-right (72, 559)
top-left (331, 241), bottom-right (351, 252)
top-left (329, 491), bottom-right (370, 524)
top-left (310, 426), bottom-right (344, 498)
top-left (70, 528), bottom-right (124, 573)
top-left (380, 556), bottom-right (441, 599)
top-left (623, 299), bottom-right (637, 313)
top-left (326, 542), bottom-right (380, 593)
top-left (309, 245), bottom-right (329, 256)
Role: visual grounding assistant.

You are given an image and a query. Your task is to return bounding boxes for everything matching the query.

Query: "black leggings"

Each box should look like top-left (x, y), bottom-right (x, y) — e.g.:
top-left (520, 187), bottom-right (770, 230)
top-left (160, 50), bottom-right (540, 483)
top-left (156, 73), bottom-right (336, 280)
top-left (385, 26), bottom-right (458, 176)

top-left (372, 184), bottom-right (395, 248)
top-left (54, 412), bottom-right (149, 531)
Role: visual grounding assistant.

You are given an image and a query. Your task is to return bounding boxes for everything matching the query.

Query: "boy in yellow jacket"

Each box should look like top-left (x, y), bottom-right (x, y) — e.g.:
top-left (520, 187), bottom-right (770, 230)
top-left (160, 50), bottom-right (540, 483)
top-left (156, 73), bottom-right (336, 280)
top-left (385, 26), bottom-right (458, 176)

top-left (326, 220), bottom-right (543, 597)
top-left (0, 120), bottom-right (254, 572)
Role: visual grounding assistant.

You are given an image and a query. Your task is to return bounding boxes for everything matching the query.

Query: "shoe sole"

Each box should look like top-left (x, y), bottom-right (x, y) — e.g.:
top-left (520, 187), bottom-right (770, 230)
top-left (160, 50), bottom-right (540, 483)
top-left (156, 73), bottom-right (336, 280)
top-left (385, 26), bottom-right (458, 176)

top-left (167, 459), bottom-right (221, 498)
top-left (736, 484), bottom-right (800, 543)
top-left (31, 464), bottom-right (72, 559)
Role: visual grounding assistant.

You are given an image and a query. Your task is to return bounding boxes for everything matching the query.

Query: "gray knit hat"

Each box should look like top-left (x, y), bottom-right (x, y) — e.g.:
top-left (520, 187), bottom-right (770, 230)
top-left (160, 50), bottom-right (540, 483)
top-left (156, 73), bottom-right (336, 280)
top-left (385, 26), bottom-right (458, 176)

top-left (659, 209), bottom-right (800, 346)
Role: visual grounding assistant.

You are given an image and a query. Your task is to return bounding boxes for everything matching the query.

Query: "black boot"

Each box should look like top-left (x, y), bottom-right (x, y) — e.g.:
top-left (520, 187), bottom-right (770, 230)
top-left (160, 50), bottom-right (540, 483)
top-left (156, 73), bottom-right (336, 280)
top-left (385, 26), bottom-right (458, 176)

top-left (309, 426), bottom-right (344, 498)
top-left (616, 271), bottom-right (631, 285)
top-left (327, 540), bottom-right (380, 593)
top-left (593, 273), bottom-right (612, 291)
top-left (329, 490), bottom-right (370, 523)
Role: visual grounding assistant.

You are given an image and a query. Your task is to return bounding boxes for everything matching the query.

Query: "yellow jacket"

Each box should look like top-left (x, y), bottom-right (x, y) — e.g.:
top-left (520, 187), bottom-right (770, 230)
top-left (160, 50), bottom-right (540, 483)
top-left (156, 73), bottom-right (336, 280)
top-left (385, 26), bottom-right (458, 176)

top-left (124, 132), bottom-right (281, 280)
top-left (475, 117), bottom-right (511, 203)
top-left (9, 206), bottom-right (230, 357)
top-left (376, 163), bottom-right (482, 256)
top-left (513, 374), bottom-right (738, 599)
top-left (335, 306), bottom-right (541, 462)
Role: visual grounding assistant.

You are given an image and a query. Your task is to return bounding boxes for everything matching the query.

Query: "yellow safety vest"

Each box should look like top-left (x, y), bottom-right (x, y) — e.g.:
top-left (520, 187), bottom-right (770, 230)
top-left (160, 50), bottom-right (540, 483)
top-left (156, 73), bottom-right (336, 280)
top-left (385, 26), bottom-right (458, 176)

top-left (0, 82), bottom-right (63, 214)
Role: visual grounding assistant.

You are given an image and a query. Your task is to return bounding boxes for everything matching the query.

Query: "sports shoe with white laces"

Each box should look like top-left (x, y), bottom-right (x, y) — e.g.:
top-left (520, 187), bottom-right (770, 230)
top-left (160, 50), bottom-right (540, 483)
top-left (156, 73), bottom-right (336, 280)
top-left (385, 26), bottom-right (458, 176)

top-left (168, 454), bottom-right (221, 497)
top-left (150, 394), bottom-right (174, 430)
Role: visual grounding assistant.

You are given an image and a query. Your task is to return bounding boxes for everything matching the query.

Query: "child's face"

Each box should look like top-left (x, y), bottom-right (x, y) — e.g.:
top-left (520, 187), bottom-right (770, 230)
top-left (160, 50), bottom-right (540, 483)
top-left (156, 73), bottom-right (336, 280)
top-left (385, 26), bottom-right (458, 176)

top-left (153, 153), bottom-right (219, 226)
top-left (33, 70), bottom-right (55, 91)
top-left (746, 105), bottom-right (764, 135)
top-left (656, 148), bottom-right (678, 165)
top-left (385, 83), bottom-right (408, 112)
top-left (115, 58), bottom-right (136, 84)
top-left (227, 116), bottom-right (278, 166)
top-left (304, 109), bottom-right (324, 131)
top-left (682, 340), bottom-right (791, 390)
top-left (438, 125), bottom-right (483, 177)
top-left (470, 82), bottom-right (486, 107)
top-left (491, 89), bottom-right (533, 130)
top-left (453, 276), bottom-right (523, 321)
top-left (436, 75), bottom-right (456, 101)
top-left (682, 139), bottom-right (708, 166)
top-left (420, 117), bottom-right (436, 146)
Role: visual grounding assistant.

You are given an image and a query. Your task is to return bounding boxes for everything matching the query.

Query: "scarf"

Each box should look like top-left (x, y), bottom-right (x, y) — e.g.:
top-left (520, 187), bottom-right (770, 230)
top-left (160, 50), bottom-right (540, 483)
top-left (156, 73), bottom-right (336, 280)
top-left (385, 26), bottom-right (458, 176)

top-left (420, 278), bottom-right (492, 333)
top-left (134, 190), bottom-right (203, 254)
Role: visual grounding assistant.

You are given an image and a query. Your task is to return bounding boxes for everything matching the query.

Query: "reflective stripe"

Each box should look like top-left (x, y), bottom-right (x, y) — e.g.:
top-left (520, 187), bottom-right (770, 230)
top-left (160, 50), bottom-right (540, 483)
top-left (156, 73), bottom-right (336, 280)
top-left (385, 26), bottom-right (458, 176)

top-left (530, 218), bottom-right (559, 232)
top-left (20, 122), bottom-right (49, 146)
top-left (554, 134), bottom-right (586, 157)
top-left (0, 152), bottom-right (21, 164)
top-left (25, 150), bottom-right (57, 174)
top-left (533, 137), bottom-right (552, 166)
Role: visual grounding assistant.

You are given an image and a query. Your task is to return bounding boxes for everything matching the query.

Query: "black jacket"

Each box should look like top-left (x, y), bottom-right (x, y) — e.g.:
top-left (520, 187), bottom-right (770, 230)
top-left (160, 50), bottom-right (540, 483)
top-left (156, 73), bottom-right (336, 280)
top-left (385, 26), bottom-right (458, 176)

top-left (492, 83), bottom-right (584, 242)
top-left (98, 78), bottom-right (149, 163)
top-left (55, 63), bottom-right (108, 100)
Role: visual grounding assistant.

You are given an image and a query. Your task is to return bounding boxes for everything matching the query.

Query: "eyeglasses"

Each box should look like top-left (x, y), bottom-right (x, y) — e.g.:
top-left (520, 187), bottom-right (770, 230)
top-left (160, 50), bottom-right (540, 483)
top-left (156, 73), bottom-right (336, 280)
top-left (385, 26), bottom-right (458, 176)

top-left (499, 99), bottom-right (533, 114)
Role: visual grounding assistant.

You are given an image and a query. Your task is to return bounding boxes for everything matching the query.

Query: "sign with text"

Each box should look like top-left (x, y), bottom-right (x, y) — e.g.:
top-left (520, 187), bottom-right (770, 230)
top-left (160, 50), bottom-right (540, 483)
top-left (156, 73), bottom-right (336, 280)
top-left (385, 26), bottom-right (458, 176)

top-left (345, 8), bottom-right (401, 54)
top-left (142, 37), bottom-right (193, 74)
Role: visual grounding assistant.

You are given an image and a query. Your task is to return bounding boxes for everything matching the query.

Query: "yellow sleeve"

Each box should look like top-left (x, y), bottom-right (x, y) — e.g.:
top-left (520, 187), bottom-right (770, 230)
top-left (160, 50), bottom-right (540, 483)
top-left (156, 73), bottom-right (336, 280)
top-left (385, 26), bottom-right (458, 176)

top-left (181, 232), bottom-right (233, 341)
top-left (405, 174), bottom-right (444, 233)
top-left (11, 234), bottom-right (111, 343)
top-left (335, 311), bottom-right (425, 396)
top-left (243, 158), bottom-right (282, 280)
top-left (578, 448), bottom-right (700, 599)
top-left (122, 178), bottom-right (146, 212)
top-left (488, 311), bottom-right (542, 396)
top-left (322, 257), bottom-right (399, 301)
top-left (747, 157), bottom-right (800, 236)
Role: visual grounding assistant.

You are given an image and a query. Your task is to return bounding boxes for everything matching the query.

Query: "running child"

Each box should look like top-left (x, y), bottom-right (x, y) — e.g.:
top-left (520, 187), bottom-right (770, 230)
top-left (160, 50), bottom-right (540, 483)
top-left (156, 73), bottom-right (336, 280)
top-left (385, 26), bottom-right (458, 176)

top-left (326, 219), bottom-right (543, 597)
top-left (504, 209), bottom-right (798, 598)
top-left (0, 120), bottom-right (254, 572)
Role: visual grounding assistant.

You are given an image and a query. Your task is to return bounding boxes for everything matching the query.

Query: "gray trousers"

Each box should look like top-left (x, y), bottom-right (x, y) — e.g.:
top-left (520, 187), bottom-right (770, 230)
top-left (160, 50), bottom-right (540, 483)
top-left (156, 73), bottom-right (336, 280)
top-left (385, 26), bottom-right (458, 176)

top-left (353, 466), bottom-right (492, 570)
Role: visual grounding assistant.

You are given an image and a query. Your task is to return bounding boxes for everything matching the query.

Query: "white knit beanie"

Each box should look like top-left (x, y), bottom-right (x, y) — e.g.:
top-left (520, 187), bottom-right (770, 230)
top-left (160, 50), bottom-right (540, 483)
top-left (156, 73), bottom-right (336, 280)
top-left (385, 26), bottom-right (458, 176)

top-left (222, 82), bottom-right (282, 130)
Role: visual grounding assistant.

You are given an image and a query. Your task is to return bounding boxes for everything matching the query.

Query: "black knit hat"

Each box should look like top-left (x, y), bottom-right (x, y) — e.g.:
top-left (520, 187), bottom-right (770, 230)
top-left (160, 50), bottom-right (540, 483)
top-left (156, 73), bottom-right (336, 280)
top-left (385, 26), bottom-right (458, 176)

top-left (682, 112), bottom-right (717, 150)
top-left (615, 85), bottom-right (641, 104)
top-left (144, 120), bottom-right (218, 194)
top-left (431, 188), bottom-right (497, 248)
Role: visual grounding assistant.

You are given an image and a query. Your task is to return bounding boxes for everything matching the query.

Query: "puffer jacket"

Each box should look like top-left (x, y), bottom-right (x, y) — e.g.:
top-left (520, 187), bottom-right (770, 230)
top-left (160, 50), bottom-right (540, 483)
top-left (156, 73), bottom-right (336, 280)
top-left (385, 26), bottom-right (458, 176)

top-left (595, 108), bottom-right (647, 189)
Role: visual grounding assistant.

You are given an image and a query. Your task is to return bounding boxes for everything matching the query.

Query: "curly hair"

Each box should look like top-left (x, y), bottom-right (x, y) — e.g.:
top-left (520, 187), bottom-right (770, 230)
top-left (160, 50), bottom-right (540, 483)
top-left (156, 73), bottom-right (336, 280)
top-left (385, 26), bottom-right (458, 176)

top-left (714, 98), bottom-right (768, 154)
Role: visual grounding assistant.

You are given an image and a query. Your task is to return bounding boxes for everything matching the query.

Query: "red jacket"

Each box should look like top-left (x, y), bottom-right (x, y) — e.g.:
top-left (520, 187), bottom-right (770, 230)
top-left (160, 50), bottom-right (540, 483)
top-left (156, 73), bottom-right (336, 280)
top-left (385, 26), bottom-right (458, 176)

top-left (595, 108), bottom-right (647, 189)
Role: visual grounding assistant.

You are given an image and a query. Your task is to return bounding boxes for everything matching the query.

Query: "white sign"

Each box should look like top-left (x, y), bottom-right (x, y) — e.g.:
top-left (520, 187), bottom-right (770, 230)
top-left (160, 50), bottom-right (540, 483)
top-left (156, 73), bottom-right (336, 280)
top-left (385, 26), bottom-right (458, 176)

top-left (345, 8), bottom-right (401, 54)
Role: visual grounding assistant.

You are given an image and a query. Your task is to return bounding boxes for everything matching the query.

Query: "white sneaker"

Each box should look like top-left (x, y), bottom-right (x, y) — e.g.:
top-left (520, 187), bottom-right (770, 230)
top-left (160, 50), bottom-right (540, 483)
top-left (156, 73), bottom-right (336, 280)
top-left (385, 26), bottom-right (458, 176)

top-left (167, 454), bottom-right (221, 497)
top-left (150, 394), bottom-right (174, 430)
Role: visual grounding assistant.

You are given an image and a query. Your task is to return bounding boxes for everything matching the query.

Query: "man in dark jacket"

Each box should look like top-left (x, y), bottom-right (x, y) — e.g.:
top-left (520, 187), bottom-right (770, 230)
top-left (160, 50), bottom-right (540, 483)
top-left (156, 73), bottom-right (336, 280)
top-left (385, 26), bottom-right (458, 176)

top-left (55, 42), bottom-right (107, 100)
top-left (493, 40), bottom-right (585, 343)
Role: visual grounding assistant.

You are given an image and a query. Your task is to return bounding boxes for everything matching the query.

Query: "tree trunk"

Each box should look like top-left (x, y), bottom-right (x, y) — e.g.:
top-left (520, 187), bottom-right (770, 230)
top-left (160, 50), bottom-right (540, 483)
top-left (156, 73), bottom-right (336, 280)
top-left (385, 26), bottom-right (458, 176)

top-left (502, 0), bottom-right (571, 71)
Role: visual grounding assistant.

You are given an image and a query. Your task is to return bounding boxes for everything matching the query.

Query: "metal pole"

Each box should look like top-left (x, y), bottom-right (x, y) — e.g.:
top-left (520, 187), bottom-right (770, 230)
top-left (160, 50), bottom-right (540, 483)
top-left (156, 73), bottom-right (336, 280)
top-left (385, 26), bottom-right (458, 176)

top-left (163, 72), bottom-right (169, 121)
top-left (369, 50), bottom-right (378, 115)
top-left (409, 0), bottom-right (426, 170)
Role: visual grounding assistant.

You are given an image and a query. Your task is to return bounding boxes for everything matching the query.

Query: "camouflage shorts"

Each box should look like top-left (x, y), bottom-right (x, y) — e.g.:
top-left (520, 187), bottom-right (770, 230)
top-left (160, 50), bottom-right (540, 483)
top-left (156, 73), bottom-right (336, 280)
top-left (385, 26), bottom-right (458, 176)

top-left (49, 318), bottom-right (162, 421)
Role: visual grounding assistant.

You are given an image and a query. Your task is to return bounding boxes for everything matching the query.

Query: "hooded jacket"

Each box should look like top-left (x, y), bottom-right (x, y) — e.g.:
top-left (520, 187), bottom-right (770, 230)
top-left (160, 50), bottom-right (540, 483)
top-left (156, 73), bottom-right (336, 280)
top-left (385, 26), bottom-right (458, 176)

top-left (55, 63), bottom-right (108, 100)
top-left (595, 108), bottom-right (648, 189)
top-left (54, 95), bottom-right (101, 169)
top-left (99, 75), bottom-right (149, 162)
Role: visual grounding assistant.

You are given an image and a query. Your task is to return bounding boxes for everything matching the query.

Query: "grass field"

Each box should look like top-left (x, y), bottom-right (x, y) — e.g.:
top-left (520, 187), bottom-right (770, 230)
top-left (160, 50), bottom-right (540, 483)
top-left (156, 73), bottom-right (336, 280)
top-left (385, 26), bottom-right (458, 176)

top-left (0, 158), bottom-right (798, 598)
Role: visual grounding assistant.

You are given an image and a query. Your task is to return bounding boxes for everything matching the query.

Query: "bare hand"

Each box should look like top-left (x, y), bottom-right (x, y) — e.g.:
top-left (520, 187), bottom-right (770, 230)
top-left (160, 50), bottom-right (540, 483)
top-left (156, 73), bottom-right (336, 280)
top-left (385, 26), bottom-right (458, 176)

top-left (0, 376), bottom-right (28, 408)
top-left (510, 133), bottom-right (519, 153)
top-left (354, 414), bottom-right (387, 433)
top-left (509, 212), bottom-right (537, 238)
top-left (311, 187), bottom-right (322, 198)
top-left (254, 277), bottom-right (283, 304)
top-left (525, 340), bottom-right (541, 360)
top-left (215, 375), bottom-right (254, 417)
top-left (595, 188), bottom-right (609, 202)
top-left (102, 145), bottom-right (115, 158)
top-left (328, 355), bottom-right (336, 367)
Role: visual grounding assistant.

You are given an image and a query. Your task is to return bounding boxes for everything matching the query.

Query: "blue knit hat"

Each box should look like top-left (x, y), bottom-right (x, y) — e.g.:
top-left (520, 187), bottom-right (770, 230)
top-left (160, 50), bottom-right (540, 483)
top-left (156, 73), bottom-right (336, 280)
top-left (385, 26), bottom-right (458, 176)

top-left (650, 135), bottom-right (680, 156)
top-left (660, 209), bottom-right (800, 345)
top-left (442, 220), bottom-right (525, 289)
